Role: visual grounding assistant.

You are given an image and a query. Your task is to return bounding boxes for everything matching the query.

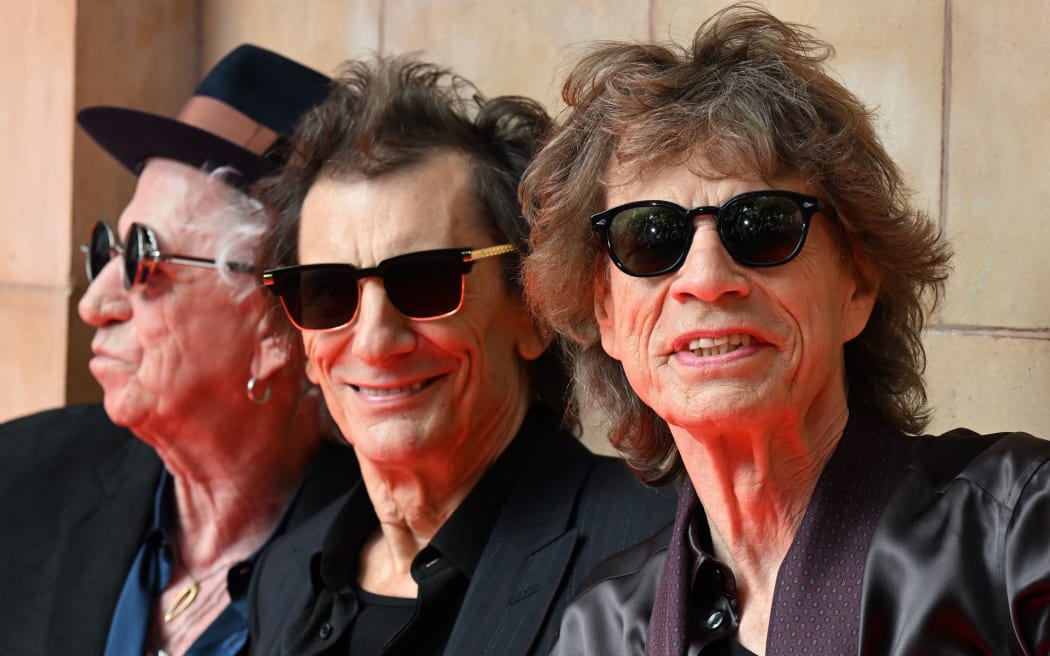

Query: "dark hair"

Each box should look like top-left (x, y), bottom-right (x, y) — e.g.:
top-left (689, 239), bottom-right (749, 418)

top-left (262, 55), bottom-right (572, 422)
top-left (521, 3), bottom-right (953, 483)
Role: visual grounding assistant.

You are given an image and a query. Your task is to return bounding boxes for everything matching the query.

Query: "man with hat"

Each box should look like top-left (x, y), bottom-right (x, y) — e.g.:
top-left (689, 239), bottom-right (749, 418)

top-left (0, 44), bottom-right (357, 656)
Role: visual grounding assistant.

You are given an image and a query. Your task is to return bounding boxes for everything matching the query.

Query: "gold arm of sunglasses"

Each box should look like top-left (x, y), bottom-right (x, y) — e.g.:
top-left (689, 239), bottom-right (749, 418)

top-left (466, 244), bottom-right (516, 261)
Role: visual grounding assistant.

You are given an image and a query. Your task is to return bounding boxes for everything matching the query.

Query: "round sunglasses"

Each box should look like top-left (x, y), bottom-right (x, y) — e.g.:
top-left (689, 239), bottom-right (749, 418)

top-left (262, 244), bottom-right (516, 331)
top-left (590, 190), bottom-right (821, 277)
top-left (81, 220), bottom-right (256, 290)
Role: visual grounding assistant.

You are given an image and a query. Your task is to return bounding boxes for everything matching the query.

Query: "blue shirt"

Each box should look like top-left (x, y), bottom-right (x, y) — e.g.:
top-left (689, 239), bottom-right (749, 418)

top-left (102, 471), bottom-right (280, 656)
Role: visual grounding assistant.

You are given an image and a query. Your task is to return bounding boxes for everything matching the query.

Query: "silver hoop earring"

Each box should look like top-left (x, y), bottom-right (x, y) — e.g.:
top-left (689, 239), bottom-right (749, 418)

top-left (246, 376), bottom-right (272, 404)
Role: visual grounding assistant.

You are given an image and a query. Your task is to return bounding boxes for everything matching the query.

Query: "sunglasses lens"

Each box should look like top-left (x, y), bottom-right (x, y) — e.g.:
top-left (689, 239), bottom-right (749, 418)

top-left (87, 223), bottom-right (114, 281)
top-left (608, 205), bottom-right (692, 275)
top-left (720, 195), bottom-right (807, 265)
top-left (283, 268), bottom-right (361, 330)
top-left (123, 226), bottom-right (145, 288)
top-left (385, 252), bottom-right (465, 319)
top-left (273, 250), bottom-right (472, 330)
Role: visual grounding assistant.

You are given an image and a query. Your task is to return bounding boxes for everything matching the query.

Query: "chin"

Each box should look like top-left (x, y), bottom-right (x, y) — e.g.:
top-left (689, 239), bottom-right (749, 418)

top-left (101, 388), bottom-right (152, 433)
top-left (347, 419), bottom-right (452, 465)
top-left (665, 393), bottom-right (767, 430)
top-left (354, 439), bottom-right (440, 469)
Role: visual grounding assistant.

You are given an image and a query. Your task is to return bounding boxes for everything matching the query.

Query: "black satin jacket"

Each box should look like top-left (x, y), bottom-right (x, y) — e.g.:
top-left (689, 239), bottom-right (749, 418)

top-left (550, 421), bottom-right (1050, 655)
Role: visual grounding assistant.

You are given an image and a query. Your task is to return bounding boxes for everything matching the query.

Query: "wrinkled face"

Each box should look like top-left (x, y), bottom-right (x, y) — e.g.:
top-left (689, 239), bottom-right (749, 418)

top-left (593, 152), bottom-right (876, 434)
top-left (297, 151), bottom-right (540, 472)
top-left (77, 159), bottom-right (267, 439)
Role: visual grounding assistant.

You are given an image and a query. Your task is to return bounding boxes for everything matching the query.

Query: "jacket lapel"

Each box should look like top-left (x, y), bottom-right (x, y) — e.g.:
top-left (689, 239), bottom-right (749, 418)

top-left (45, 436), bottom-right (161, 654)
top-left (445, 431), bottom-right (593, 655)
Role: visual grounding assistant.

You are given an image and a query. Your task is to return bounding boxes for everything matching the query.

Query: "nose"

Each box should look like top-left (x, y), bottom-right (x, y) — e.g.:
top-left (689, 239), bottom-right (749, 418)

top-left (667, 219), bottom-right (751, 303)
top-left (77, 257), bottom-right (131, 327)
top-left (347, 279), bottom-right (416, 363)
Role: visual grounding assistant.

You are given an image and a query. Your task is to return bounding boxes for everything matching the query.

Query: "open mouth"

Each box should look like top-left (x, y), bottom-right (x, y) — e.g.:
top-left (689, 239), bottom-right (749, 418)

top-left (351, 378), bottom-right (432, 397)
top-left (687, 333), bottom-right (754, 357)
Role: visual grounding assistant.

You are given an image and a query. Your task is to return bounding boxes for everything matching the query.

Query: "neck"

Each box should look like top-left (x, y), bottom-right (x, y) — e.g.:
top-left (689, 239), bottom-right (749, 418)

top-left (354, 401), bottom-right (526, 595)
top-left (153, 390), bottom-right (321, 569)
top-left (674, 396), bottom-right (849, 648)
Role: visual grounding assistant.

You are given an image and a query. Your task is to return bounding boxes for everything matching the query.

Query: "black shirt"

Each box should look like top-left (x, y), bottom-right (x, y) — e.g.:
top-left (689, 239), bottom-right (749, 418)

top-left (291, 428), bottom-right (528, 655)
top-left (346, 584), bottom-right (414, 655)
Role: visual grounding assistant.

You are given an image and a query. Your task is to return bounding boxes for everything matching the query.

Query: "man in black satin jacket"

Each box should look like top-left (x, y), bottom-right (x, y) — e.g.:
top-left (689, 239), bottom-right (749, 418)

top-left (521, 5), bottom-right (1050, 655)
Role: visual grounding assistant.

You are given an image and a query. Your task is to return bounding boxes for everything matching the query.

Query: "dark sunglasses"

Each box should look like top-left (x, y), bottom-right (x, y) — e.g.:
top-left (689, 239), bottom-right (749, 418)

top-left (591, 190), bottom-right (821, 277)
top-left (262, 244), bottom-right (516, 331)
top-left (80, 220), bottom-right (255, 290)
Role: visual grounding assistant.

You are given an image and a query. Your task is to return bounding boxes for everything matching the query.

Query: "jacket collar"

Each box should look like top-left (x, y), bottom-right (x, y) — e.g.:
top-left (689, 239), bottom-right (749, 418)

top-left (444, 406), bottom-right (594, 655)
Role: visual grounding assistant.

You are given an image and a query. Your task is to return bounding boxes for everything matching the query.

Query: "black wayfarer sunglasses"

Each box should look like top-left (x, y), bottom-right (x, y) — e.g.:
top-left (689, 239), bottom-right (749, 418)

top-left (81, 220), bottom-right (256, 290)
top-left (262, 244), bottom-right (516, 331)
top-left (591, 190), bottom-right (821, 277)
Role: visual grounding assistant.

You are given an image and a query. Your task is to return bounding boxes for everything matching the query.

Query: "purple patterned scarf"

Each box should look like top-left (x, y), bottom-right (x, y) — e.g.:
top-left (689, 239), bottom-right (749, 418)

top-left (646, 407), bottom-right (911, 655)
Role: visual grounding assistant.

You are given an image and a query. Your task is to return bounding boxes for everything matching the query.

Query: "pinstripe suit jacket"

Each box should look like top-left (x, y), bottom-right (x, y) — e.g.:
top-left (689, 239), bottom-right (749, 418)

top-left (248, 406), bottom-right (677, 656)
top-left (0, 403), bottom-right (358, 656)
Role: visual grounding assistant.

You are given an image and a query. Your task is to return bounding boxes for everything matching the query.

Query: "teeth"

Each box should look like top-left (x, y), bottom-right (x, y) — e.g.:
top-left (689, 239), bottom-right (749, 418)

top-left (687, 333), bottom-right (753, 357)
top-left (356, 381), bottom-right (425, 396)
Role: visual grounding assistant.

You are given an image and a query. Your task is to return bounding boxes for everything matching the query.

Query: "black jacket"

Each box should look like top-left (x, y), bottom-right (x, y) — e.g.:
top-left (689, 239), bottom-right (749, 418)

top-left (551, 420), bottom-right (1050, 655)
top-left (0, 403), bottom-right (359, 656)
top-left (249, 406), bottom-right (678, 656)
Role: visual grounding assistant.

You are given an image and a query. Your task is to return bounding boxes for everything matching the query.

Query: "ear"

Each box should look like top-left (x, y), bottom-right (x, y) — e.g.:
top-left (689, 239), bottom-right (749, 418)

top-left (841, 256), bottom-right (880, 343)
top-left (593, 273), bottom-right (621, 361)
top-left (304, 357), bottom-right (320, 385)
top-left (250, 308), bottom-right (296, 382)
top-left (515, 308), bottom-right (550, 362)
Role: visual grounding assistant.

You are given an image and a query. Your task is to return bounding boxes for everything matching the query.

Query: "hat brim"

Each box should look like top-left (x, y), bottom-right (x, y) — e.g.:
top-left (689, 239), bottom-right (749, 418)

top-left (77, 106), bottom-right (276, 186)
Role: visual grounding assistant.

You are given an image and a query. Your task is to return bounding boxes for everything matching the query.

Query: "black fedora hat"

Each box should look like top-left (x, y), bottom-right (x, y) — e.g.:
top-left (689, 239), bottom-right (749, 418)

top-left (76, 44), bottom-right (330, 187)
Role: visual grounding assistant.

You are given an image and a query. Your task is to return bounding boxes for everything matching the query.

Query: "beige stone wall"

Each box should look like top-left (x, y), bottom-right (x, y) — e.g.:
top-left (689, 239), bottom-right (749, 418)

top-left (2, 1), bottom-right (1047, 444)
top-left (0, 2), bottom-right (76, 423)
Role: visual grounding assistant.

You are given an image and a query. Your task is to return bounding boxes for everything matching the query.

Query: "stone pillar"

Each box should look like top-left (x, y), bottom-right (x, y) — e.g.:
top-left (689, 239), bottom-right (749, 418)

top-left (0, 0), bottom-right (198, 422)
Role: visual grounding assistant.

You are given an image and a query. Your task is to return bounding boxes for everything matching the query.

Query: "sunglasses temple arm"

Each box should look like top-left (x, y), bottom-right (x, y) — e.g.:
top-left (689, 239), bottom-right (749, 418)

top-left (466, 244), bottom-right (516, 261)
top-left (156, 253), bottom-right (256, 273)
